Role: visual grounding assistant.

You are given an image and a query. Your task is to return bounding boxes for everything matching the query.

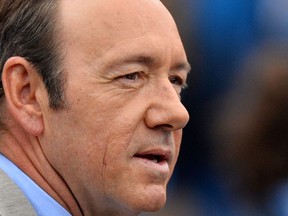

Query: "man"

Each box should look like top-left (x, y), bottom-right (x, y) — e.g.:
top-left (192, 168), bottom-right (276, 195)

top-left (0, 0), bottom-right (190, 215)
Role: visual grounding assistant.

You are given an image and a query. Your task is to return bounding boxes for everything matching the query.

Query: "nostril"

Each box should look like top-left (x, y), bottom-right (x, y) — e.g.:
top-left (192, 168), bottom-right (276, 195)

top-left (161, 124), bottom-right (174, 130)
top-left (152, 124), bottom-right (174, 131)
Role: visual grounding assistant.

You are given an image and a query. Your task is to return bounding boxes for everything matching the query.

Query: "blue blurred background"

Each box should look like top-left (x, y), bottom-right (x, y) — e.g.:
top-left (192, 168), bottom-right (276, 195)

top-left (142, 0), bottom-right (288, 215)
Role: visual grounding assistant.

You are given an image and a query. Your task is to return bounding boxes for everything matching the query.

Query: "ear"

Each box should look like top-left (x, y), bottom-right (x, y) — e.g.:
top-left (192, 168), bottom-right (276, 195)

top-left (1, 57), bottom-right (45, 136)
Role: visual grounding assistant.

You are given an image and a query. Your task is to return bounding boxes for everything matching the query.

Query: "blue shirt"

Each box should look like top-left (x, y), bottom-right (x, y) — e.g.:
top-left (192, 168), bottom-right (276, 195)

top-left (0, 154), bottom-right (71, 216)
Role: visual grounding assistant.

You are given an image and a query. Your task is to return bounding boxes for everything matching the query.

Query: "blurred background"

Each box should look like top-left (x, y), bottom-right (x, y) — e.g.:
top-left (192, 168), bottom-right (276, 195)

top-left (142, 0), bottom-right (288, 215)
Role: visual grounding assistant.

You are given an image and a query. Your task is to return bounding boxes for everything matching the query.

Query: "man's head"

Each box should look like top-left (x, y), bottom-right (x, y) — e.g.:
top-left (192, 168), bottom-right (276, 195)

top-left (0, 0), bottom-right (190, 215)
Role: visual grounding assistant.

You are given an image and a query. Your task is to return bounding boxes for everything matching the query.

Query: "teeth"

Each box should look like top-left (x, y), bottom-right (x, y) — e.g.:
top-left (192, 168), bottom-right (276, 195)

top-left (152, 159), bottom-right (158, 163)
top-left (134, 154), bottom-right (162, 163)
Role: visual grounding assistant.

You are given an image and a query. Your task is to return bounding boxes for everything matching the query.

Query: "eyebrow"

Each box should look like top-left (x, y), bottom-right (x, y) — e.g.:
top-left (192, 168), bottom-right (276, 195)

top-left (110, 54), bottom-right (191, 73)
top-left (109, 55), bottom-right (155, 69)
top-left (171, 62), bottom-right (191, 74)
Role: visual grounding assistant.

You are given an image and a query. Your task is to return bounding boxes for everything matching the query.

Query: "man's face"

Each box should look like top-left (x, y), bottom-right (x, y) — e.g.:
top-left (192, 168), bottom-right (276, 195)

top-left (40, 0), bottom-right (189, 214)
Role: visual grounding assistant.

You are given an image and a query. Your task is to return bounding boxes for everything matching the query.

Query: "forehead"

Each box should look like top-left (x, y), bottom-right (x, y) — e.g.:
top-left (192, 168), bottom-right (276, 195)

top-left (59, 0), bottom-right (174, 27)
top-left (60, 1), bottom-right (181, 47)
top-left (58, 0), bottom-right (187, 70)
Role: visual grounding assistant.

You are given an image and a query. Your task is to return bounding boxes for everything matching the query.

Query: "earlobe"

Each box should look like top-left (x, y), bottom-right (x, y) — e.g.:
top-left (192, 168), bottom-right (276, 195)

top-left (1, 57), bottom-right (45, 136)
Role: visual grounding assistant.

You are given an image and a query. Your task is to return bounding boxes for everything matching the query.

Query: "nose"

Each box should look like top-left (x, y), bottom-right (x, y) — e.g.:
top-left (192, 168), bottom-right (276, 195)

top-left (144, 82), bottom-right (190, 131)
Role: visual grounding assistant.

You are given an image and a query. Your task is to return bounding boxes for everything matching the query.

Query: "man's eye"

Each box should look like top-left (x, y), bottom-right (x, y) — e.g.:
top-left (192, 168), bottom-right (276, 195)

top-left (169, 76), bottom-right (187, 88)
top-left (121, 72), bottom-right (142, 80)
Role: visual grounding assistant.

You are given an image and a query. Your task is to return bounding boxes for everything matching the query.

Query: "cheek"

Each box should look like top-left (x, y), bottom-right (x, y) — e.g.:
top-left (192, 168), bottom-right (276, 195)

top-left (41, 108), bottom-right (116, 188)
top-left (173, 130), bottom-right (183, 158)
top-left (167, 130), bottom-right (183, 178)
top-left (80, 116), bottom-right (140, 180)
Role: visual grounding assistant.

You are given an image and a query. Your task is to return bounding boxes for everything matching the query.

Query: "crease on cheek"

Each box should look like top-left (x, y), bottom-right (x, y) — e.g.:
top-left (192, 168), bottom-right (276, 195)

top-left (101, 135), bottom-right (112, 196)
top-left (97, 101), bottom-right (145, 194)
top-left (100, 123), bottom-right (140, 195)
top-left (101, 144), bottom-right (108, 196)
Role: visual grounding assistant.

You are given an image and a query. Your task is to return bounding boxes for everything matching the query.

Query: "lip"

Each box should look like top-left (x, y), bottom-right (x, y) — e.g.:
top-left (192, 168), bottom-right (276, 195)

top-left (132, 148), bottom-right (172, 176)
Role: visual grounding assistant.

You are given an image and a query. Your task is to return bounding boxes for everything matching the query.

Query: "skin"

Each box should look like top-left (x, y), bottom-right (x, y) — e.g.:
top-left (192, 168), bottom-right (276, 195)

top-left (0, 0), bottom-right (190, 215)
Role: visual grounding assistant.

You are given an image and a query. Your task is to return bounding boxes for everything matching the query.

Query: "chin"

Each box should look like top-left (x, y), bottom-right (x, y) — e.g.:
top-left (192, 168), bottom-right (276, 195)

top-left (128, 187), bottom-right (167, 213)
top-left (143, 198), bottom-right (166, 212)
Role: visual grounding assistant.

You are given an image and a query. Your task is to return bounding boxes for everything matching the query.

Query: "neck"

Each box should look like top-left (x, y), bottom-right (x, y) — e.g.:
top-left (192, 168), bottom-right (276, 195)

top-left (0, 129), bottom-right (83, 216)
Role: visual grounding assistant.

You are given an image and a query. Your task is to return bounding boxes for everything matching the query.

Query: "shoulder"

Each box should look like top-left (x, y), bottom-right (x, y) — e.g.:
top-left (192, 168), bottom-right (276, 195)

top-left (0, 169), bottom-right (37, 216)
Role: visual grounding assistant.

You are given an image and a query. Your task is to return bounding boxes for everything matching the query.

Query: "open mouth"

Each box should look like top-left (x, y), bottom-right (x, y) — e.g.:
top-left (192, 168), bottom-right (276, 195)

top-left (134, 153), bottom-right (168, 164)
